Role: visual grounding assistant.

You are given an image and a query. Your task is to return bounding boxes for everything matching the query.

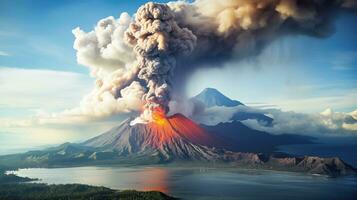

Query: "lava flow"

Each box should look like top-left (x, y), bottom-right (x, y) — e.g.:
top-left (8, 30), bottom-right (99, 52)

top-left (152, 108), bottom-right (168, 126)
top-left (146, 110), bottom-right (215, 147)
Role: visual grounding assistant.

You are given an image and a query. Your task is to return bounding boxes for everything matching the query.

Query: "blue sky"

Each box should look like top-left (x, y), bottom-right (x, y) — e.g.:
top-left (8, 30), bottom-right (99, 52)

top-left (0, 0), bottom-right (165, 72)
top-left (187, 11), bottom-right (357, 113)
top-left (0, 0), bottom-right (357, 151)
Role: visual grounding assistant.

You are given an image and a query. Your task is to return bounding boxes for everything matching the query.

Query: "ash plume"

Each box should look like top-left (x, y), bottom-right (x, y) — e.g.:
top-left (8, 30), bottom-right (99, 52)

top-left (124, 2), bottom-right (196, 123)
top-left (71, 0), bottom-right (356, 122)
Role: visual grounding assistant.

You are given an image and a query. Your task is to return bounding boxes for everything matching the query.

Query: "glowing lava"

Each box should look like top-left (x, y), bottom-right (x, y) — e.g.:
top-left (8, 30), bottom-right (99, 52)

top-left (145, 113), bottom-right (216, 147)
top-left (84, 112), bottom-right (220, 161)
top-left (152, 108), bottom-right (168, 126)
top-left (131, 105), bottom-right (218, 152)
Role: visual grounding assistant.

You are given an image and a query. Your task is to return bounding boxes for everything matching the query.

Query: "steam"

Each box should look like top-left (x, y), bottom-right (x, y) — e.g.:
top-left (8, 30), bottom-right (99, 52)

top-left (72, 13), bottom-right (144, 118)
top-left (71, 0), bottom-right (355, 123)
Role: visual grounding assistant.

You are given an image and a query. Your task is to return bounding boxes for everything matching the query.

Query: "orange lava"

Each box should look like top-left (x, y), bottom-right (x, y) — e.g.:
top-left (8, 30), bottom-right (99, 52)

top-left (168, 113), bottom-right (215, 146)
top-left (152, 109), bottom-right (168, 126)
top-left (138, 167), bottom-right (169, 193)
top-left (146, 112), bottom-right (215, 147)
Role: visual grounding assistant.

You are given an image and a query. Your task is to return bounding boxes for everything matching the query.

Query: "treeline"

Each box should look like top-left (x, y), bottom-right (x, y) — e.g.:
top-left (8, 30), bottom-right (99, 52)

top-left (0, 183), bottom-right (177, 200)
top-left (0, 167), bottom-right (176, 200)
top-left (0, 166), bottom-right (35, 184)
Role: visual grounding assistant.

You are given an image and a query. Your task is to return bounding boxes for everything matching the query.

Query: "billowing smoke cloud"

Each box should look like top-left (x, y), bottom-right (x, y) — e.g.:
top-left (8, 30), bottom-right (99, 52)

top-left (72, 0), bottom-right (356, 122)
top-left (124, 2), bottom-right (196, 123)
top-left (72, 13), bottom-right (145, 118)
top-left (73, 13), bottom-right (134, 77)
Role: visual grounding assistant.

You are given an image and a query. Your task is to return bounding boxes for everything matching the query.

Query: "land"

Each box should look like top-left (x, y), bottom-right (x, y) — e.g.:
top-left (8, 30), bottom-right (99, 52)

top-left (0, 114), bottom-right (355, 177)
top-left (0, 141), bottom-right (355, 177)
top-left (0, 184), bottom-right (176, 200)
top-left (0, 167), bottom-right (177, 200)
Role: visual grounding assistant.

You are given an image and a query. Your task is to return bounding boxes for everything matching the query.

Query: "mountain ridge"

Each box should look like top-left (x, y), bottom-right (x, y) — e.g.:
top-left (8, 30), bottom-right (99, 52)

top-left (0, 114), bottom-right (355, 176)
top-left (0, 89), bottom-right (354, 176)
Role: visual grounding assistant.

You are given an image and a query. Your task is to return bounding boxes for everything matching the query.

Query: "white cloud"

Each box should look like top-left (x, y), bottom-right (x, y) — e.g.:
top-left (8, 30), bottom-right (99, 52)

top-left (70, 12), bottom-right (147, 119)
top-left (0, 67), bottom-right (92, 112)
top-left (72, 12), bottom-right (134, 77)
top-left (0, 51), bottom-right (10, 56)
top-left (0, 119), bottom-right (121, 151)
top-left (241, 107), bottom-right (357, 136)
top-left (192, 104), bottom-right (357, 136)
top-left (192, 105), bottom-right (245, 126)
top-left (268, 91), bottom-right (357, 113)
top-left (0, 67), bottom-right (115, 151)
top-left (350, 109), bottom-right (357, 120)
top-left (0, 67), bottom-right (139, 128)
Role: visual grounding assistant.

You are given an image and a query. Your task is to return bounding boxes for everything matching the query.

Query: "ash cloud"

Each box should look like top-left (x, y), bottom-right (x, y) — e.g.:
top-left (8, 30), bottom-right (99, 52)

top-left (124, 2), bottom-right (196, 122)
top-left (71, 0), bottom-right (356, 122)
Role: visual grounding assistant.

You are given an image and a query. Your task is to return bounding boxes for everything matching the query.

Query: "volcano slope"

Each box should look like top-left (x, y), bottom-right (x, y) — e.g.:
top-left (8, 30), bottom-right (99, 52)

top-left (83, 113), bottom-right (220, 162)
top-left (0, 114), bottom-right (355, 176)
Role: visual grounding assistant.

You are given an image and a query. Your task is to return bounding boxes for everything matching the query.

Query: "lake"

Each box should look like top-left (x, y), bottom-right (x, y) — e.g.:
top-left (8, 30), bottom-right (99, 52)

top-left (12, 166), bottom-right (357, 200)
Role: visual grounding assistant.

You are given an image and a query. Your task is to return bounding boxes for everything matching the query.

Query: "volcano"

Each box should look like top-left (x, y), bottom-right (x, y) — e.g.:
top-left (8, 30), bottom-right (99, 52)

top-left (83, 114), bottom-right (220, 161)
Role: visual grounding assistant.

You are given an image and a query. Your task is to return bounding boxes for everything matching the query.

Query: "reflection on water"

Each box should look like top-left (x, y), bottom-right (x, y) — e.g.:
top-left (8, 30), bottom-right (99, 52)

top-left (131, 167), bottom-right (169, 193)
top-left (14, 166), bottom-right (357, 200)
top-left (15, 166), bottom-right (170, 193)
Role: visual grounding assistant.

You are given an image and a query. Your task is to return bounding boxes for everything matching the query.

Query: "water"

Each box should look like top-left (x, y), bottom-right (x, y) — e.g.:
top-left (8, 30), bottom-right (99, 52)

top-left (12, 166), bottom-right (357, 200)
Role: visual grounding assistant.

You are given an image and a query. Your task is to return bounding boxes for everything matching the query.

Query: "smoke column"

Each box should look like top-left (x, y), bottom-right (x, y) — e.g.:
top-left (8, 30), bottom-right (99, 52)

top-left (124, 2), bottom-right (196, 123)
top-left (72, 0), bottom-right (356, 123)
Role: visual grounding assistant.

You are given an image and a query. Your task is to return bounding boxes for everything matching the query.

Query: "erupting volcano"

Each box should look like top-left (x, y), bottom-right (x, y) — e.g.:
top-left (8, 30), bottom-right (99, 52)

top-left (81, 112), bottom-right (356, 176)
top-left (83, 113), bottom-right (219, 161)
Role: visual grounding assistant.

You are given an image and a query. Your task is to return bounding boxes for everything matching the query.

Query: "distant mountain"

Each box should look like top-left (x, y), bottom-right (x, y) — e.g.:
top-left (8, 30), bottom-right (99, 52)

top-left (191, 88), bottom-right (243, 107)
top-left (191, 88), bottom-right (273, 125)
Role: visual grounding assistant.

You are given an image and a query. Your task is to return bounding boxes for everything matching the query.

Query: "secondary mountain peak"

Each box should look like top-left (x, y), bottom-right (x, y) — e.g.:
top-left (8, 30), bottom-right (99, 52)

top-left (192, 88), bottom-right (243, 108)
top-left (191, 88), bottom-right (273, 126)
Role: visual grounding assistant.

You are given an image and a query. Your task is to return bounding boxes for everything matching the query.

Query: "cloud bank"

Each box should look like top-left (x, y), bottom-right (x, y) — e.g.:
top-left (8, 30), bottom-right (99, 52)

top-left (193, 105), bottom-right (357, 136)
top-left (0, 67), bottom-right (91, 111)
top-left (0, 51), bottom-right (10, 57)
